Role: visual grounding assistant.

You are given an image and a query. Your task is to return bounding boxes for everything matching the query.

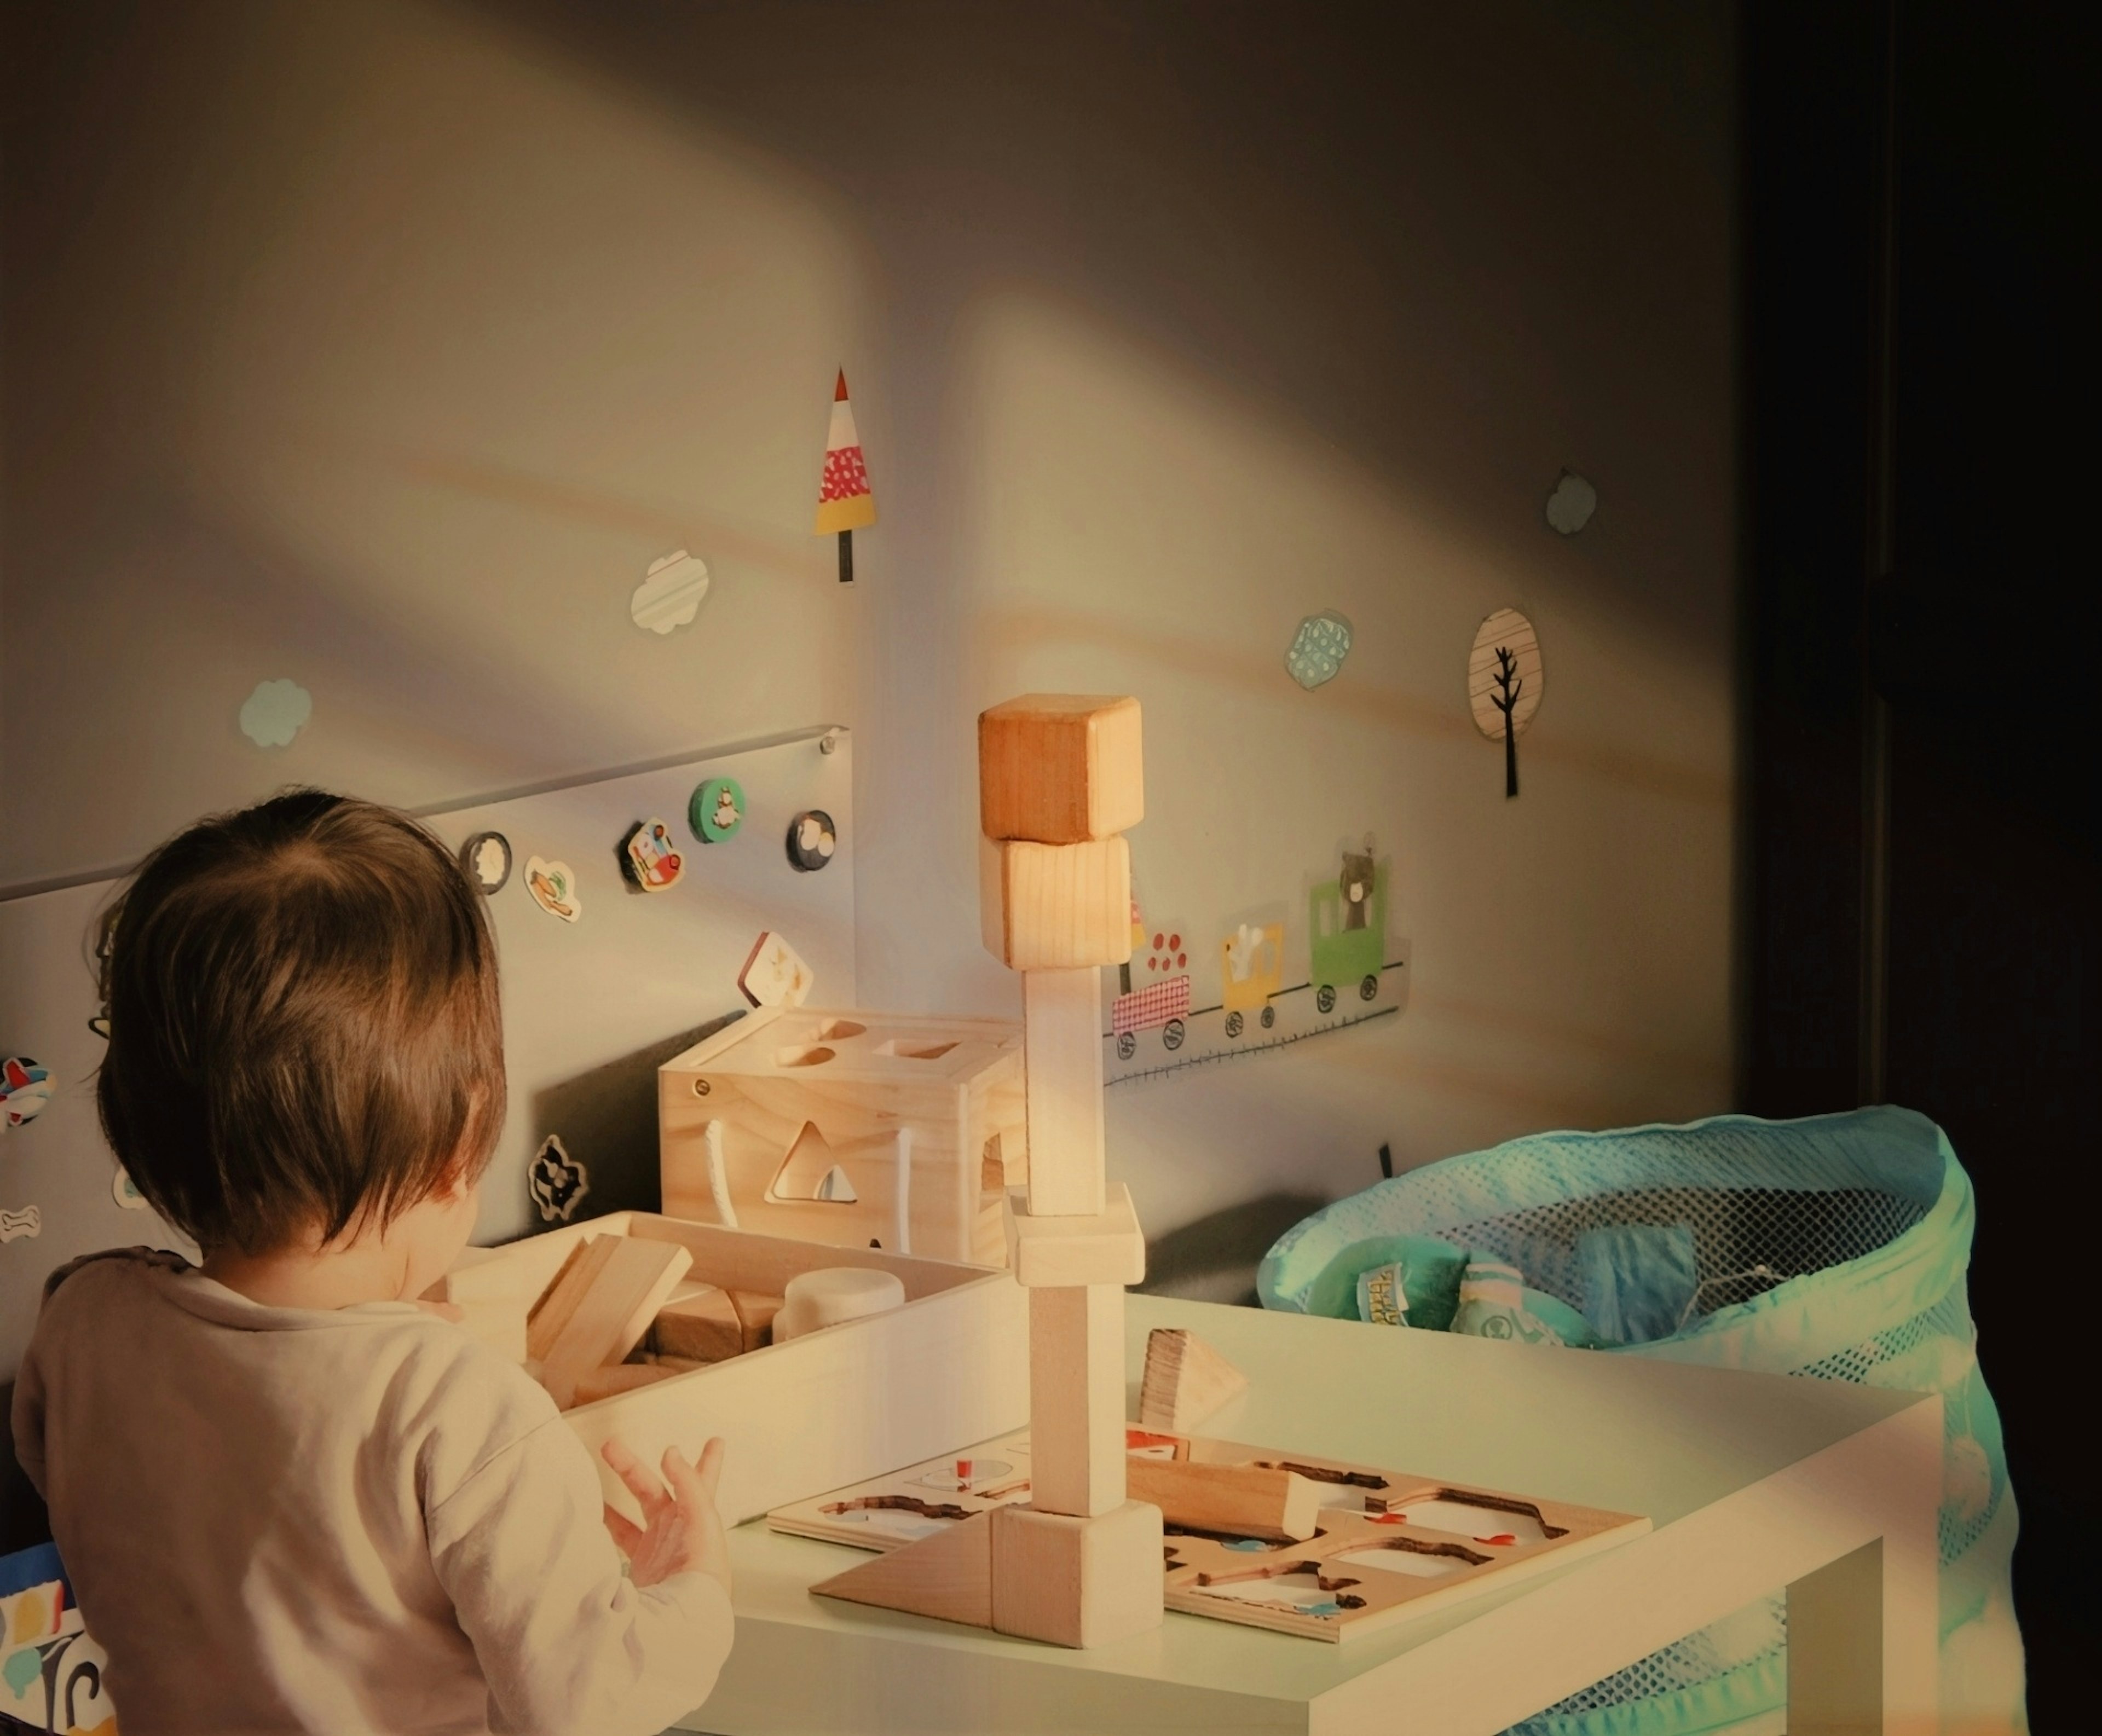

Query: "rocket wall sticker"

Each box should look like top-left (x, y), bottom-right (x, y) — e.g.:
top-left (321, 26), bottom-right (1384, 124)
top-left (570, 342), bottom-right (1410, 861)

top-left (815, 370), bottom-right (876, 583)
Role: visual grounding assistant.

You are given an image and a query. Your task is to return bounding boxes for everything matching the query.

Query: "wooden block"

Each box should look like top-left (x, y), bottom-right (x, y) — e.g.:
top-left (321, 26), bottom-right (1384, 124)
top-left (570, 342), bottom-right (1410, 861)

top-left (572, 1362), bottom-right (685, 1407)
top-left (1021, 966), bottom-right (1106, 1217)
top-left (729, 1289), bottom-right (783, 1351)
top-left (529, 1234), bottom-right (694, 1409)
top-left (978, 694), bottom-right (1144, 845)
top-left (980, 838), bottom-right (1131, 971)
top-left (989, 1499), bottom-right (1164, 1648)
top-left (1125, 1459), bottom-right (1321, 1542)
top-left (1137, 1328), bottom-right (1248, 1432)
top-left (811, 1509), bottom-right (995, 1629)
top-left (425, 1251), bottom-right (528, 1362)
top-left (1028, 1286), bottom-right (1125, 1518)
top-left (1003, 1185), bottom-right (1144, 1287)
top-left (525, 1235), bottom-right (620, 1355)
top-left (652, 1283), bottom-right (744, 1363)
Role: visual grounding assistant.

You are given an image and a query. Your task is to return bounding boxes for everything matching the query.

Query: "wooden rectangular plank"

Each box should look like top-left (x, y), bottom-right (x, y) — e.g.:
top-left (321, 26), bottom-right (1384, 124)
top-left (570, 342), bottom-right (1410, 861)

top-left (1027, 1285), bottom-right (1125, 1518)
top-left (1020, 967), bottom-right (1106, 1217)
top-left (533, 1234), bottom-right (694, 1409)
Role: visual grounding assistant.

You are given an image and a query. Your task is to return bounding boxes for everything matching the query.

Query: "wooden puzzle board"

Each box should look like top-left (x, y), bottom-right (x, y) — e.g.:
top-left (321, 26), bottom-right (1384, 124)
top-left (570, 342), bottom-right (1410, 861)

top-left (770, 1426), bottom-right (1648, 1643)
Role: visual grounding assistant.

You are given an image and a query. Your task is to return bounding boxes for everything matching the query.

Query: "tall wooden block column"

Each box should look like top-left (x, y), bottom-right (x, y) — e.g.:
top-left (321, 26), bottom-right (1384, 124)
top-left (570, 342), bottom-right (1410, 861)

top-left (809, 695), bottom-right (1160, 1647)
top-left (981, 695), bottom-right (1162, 1644)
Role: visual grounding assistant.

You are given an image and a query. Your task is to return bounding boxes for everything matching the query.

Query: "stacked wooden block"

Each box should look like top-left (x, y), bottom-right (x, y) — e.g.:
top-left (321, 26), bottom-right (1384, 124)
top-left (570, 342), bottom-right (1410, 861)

top-left (978, 695), bottom-right (1163, 1647)
top-left (813, 695), bottom-right (1165, 1646)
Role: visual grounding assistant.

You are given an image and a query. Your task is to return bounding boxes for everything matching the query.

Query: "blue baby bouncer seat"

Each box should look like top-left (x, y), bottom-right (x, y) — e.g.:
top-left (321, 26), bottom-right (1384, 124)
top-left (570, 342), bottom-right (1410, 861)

top-left (1257, 1107), bottom-right (2026, 1735)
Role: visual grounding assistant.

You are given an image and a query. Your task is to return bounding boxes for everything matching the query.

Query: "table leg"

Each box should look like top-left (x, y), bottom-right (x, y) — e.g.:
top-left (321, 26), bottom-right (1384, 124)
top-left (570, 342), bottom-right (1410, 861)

top-left (1788, 1528), bottom-right (1939, 1736)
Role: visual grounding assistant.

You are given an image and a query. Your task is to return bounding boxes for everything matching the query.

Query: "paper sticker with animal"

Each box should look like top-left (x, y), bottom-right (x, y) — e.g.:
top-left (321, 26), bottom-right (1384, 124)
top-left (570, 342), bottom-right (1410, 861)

top-left (623, 820), bottom-right (685, 892)
top-left (1, 1058), bottom-right (54, 1130)
top-left (1468, 608), bottom-right (1544, 799)
top-left (689, 777), bottom-right (745, 843)
top-left (1309, 841), bottom-right (1387, 1015)
top-left (523, 856), bottom-right (581, 922)
top-left (1220, 923), bottom-right (1284, 1028)
top-left (528, 1135), bottom-right (590, 1223)
top-left (738, 931), bottom-right (814, 1009)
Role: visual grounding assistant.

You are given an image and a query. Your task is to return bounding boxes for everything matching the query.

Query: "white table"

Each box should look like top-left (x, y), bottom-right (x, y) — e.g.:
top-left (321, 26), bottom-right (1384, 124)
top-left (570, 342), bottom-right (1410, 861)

top-left (678, 1295), bottom-right (1940, 1735)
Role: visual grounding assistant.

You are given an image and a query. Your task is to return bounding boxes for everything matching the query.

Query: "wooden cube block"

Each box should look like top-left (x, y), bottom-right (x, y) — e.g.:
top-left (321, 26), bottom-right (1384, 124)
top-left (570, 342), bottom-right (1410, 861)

top-left (989, 1499), bottom-right (1165, 1648)
top-left (528, 1234), bottom-right (694, 1409)
top-left (980, 837), bottom-right (1132, 972)
top-left (1003, 1185), bottom-right (1144, 1287)
top-left (652, 1283), bottom-right (744, 1363)
top-left (1027, 1285), bottom-right (1126, 1518)
top-left (1021, 966), bottom-right (1106, 1217)
top-left (979, 695), bottom-right (1144, 845)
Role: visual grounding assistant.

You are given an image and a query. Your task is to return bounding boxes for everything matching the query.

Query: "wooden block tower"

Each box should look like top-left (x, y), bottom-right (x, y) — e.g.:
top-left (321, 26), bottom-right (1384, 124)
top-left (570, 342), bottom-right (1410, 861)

top-left (815, 695), bottom-right (1163, 1647)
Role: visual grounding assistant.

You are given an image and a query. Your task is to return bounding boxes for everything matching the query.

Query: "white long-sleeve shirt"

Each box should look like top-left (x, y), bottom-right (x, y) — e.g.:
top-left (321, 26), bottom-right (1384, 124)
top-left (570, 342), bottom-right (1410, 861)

top-left (11, 1248), bottom-right (732, 1736)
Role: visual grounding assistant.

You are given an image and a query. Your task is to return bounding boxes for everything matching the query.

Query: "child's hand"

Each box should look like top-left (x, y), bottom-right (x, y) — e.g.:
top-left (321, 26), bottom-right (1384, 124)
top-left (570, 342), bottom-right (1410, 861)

top-left (600, 1437), bottom-right (731, 1597)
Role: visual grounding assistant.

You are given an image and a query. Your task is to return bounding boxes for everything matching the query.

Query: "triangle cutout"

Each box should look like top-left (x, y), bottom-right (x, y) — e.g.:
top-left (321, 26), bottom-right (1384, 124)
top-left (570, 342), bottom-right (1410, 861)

top-left (769, 1121), bottom-right (844, 1202)
top-left (811, 1511), bottom-right (994, 1629)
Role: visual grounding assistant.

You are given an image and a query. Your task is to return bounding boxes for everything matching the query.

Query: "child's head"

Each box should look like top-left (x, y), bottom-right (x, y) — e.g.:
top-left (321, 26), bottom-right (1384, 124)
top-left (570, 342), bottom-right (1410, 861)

top-left (97, 790), bottom-right (505, 1260)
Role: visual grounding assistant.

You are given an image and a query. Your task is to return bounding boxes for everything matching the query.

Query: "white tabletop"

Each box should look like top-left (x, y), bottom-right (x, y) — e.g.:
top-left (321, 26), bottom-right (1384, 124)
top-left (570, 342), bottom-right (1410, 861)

top-left (680, 1294), bottom-right (1940, 1734)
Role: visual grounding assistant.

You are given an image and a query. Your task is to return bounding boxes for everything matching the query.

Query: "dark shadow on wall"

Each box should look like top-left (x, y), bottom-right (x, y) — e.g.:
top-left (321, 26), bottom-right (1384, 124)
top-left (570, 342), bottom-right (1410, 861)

top-left (523, 1010), bottom-right (746, 1230)
top-left (449, 0), bottom-right (1737, 655)
top-left (1138, 1191), bottom-right (1327, 1309)
top-left (1, 1382), bottom-right (52, 1554)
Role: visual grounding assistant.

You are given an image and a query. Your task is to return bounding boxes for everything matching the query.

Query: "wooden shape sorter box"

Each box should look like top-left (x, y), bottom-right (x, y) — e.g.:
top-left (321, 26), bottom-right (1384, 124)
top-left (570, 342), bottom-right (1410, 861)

top-left (429, 1211), bottom-right (1028, 1525)
top-left (659, 1005), bottom-right (1027, 1267)
top-left (775, 1428), bottom-right (1647, 1645)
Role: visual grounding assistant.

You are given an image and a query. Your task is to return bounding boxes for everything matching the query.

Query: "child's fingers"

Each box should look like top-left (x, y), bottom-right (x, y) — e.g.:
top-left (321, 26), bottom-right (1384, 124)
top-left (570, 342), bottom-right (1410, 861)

top-left (663, 1437), bottom-right (726, 1513)
top-left (600, 1438), bottom-right (672, 1522)
top-left (602, 1503), bottom-right (645, 1556)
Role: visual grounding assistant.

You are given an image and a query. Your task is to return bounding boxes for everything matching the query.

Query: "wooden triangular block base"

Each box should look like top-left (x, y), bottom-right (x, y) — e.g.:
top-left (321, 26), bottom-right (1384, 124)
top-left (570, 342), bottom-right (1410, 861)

top-left (811, 1510), bottom-right (994, 1629)
top-left (1137, 1327), bottom-right (1248, 1432)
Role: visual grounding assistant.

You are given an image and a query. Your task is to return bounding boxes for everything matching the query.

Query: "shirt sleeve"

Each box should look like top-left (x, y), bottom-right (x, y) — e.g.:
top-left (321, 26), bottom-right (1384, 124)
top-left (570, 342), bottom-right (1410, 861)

top-left (10, 1336), bottom-right (48, 1498)
top-left (427, 1416), bottom-right (734, 1736)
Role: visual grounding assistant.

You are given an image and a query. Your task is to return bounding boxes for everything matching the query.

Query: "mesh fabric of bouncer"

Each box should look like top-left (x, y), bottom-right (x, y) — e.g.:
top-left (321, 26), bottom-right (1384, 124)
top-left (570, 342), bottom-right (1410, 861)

top-left (1258, 1107), bottom-right (2026, 1736)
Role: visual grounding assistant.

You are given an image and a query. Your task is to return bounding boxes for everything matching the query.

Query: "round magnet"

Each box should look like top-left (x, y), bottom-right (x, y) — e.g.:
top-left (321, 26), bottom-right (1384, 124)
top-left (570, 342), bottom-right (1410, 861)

top-left (690, 777), bottom-right (746, 843)
top-left (623, 818), bottom-right (685, 892)
top-left (459, 831), bottom-right (512, 895)
top-left (787, 809), bottom-right (838, 872)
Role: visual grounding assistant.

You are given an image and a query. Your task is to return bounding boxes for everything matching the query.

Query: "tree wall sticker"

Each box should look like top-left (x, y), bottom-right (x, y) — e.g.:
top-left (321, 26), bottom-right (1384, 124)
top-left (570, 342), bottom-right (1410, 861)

top-left (1468, 607), bottom-right (1544, 798)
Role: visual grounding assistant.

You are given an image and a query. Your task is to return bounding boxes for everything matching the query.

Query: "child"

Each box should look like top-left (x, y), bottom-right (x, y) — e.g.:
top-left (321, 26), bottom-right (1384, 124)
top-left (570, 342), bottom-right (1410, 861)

top-left (10, 791), bottom-right (734, 1735)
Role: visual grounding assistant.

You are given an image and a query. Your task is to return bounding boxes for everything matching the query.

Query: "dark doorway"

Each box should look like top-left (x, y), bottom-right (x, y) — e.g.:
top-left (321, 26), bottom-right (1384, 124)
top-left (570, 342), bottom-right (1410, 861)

top-left (1743, 4), bottom-right (2098, 1722)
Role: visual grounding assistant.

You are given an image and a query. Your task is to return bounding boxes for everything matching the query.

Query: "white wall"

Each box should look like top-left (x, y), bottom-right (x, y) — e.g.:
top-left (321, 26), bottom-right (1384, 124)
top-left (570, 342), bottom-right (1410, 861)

top-left (2, 0), bottom-right (1737, 1296)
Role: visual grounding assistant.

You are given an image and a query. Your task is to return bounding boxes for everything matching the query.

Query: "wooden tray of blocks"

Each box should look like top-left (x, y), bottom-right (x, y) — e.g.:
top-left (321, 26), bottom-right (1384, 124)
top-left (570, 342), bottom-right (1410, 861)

top-left (770, 1427), bottom-right (1648, 1642)
top-left (429, 1211), bottom-right (1028, 1525)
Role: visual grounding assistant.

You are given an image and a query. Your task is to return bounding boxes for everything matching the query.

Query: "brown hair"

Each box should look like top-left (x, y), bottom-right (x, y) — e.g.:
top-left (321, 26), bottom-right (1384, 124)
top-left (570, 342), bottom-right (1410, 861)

top-left (96, 791), bottom-right (505, 1255)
